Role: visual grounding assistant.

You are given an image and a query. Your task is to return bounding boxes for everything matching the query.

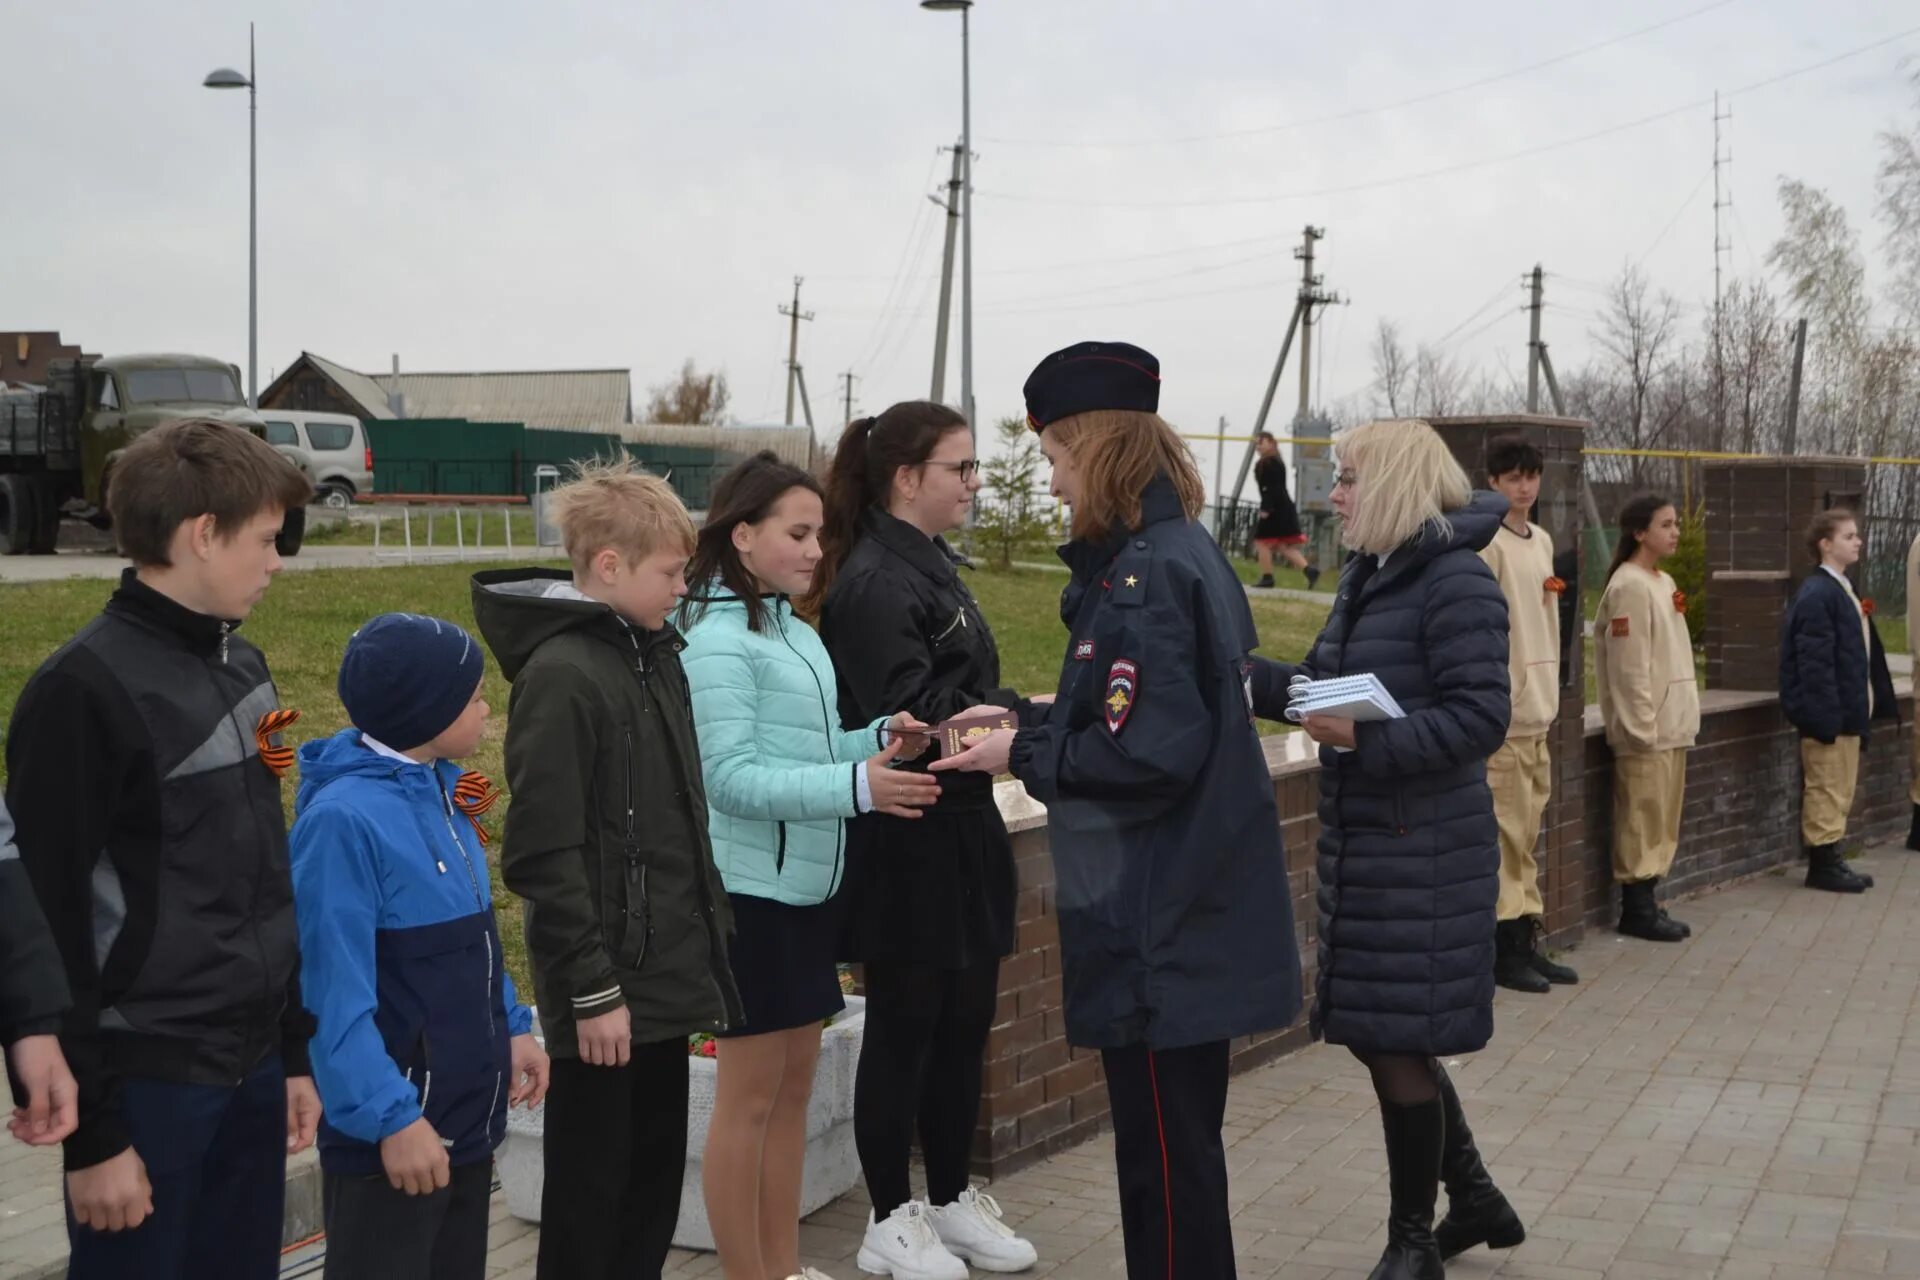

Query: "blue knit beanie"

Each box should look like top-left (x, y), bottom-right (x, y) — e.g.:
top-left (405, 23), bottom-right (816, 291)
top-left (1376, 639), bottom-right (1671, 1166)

top-left (338, 613), bottom-right (486, 752)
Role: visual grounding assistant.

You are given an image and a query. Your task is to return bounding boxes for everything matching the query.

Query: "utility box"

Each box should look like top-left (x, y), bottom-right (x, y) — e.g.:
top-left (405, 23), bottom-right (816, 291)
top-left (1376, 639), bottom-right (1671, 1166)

top-left (534, 465), bottom-right (563, 548)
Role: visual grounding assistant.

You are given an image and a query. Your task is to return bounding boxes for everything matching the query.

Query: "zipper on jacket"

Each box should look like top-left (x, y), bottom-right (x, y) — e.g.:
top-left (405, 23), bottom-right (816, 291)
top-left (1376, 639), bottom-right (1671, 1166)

top-left (776, 615), bottom-right (848, 895)
top-left (934, 607), bottom-right (966, 642)
top-left (775, 822), bottom-right (788, 873)
top-left (437, 782), bottom-right (498, 1049)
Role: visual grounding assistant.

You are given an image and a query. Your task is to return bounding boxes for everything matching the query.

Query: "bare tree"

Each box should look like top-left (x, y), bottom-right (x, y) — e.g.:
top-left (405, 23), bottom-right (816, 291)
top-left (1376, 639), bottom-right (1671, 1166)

top-left (1410, 344), bottom-right (1465, 417)
top-left (645, 359), bottom-right (731, 425)
top-left (1590, 263), bottom-right (1684, 486)
top-left (1875, 65), bottom-right (1920, 325)
top-left (1370, 319), bottom-right (1411, 416)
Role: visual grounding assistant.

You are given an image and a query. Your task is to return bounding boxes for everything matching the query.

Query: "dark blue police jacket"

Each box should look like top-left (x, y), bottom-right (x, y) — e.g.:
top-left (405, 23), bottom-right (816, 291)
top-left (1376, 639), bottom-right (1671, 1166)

top-left (1008, 474), bottom-right (1304, 1051)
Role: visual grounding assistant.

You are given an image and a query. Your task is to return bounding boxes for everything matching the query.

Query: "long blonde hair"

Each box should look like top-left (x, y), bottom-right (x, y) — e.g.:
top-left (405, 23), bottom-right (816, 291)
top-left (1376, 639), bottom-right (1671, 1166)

top-left (1044, 410), bottom-right (1205, 538)
top-left (1332, 419), bottom-right (1471, 554)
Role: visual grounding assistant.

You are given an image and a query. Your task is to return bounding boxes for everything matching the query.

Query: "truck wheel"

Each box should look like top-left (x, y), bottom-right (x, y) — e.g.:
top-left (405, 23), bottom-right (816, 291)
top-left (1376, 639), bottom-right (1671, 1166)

top-left (277, 503), bottom-right (307, 558)
top-left (0, 474), bottom-right (33, 556)
top-left (27, 476), bottom-right (61, 554)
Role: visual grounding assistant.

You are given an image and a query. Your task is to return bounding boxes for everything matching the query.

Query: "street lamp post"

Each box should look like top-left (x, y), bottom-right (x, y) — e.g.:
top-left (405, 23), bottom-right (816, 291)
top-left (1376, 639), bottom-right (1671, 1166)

top-left (921, 0), bottom-right (973, 431)
top-left (204, 24), bottom-right (257, 410)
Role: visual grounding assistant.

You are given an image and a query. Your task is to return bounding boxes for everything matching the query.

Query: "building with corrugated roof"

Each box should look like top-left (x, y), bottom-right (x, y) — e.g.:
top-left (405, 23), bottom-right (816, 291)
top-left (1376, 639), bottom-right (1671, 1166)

top-left (260, 352), bottom-right (633, 430)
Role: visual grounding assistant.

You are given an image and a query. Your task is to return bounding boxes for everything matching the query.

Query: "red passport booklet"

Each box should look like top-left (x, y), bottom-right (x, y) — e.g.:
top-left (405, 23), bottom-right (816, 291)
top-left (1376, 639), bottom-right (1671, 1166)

top-left (888, 707), bottom-right (1021, 758)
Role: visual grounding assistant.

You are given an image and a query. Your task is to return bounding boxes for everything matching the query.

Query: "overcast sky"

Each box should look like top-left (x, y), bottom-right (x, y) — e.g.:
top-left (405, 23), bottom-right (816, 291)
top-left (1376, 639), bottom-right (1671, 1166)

top-left (6, 1), bottom-right (1917, 486)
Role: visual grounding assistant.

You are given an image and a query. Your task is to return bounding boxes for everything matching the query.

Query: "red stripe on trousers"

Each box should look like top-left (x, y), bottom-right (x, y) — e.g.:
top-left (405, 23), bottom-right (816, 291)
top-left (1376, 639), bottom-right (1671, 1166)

top-left (1146, 1049), bottom-right (1174, 1279)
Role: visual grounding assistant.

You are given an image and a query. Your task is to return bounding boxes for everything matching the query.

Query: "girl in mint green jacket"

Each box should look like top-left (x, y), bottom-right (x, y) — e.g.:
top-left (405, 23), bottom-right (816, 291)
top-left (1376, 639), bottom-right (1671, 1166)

top-left (677, 452), bottom-right (938, 1280)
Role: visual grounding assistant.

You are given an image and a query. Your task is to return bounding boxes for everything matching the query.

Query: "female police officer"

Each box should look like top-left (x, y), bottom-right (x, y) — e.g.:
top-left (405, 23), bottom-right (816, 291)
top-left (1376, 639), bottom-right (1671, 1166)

top-left (933, 341), bottom-right (1302, 1279)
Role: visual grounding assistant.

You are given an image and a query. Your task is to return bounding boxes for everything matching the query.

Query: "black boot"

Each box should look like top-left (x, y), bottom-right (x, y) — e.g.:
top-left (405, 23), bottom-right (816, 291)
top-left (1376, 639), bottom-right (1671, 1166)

top-left (1651, 878), bottom-right (1692, 936)
top-left (1523, 917), bottom-right (1579, 985)
top-left (1304, 564), bottom-right (1323, 589)
top-left (1253, 573), bottom-right (1276, 589)
top-left (1433, 1067), bottom-right (1526, 1261)
top-left (1494, 919), bottom-right (1550, 993)
top-left (1367, 1098), bottom-right (1446, 1280)
top-left (1617, 879), bottom-right (1687, 942)
top-left (1908, 803), bottom-right (1920, 852)
top-left (1805, 843), bottom-right (1870, 893)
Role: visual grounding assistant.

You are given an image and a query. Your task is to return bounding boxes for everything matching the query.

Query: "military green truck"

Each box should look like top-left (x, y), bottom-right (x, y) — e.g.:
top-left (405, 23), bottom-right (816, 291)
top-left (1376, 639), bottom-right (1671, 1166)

top-left (0, 353), bottom-right (311, 556)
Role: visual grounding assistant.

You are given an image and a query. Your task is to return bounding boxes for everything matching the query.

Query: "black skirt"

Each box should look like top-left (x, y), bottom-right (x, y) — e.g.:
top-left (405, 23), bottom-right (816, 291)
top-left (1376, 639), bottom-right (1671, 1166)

top-left (1254, 497), bottom-right (1304, 540)
top-left (839, 782), bottom-right (1018, 970)
top-left (717, 893), bottom-right (846, 1038)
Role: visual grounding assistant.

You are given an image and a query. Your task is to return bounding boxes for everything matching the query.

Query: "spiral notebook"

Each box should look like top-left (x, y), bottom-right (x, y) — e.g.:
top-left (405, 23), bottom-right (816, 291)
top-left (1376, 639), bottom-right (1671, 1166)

top-left (1285, 674), bottom-right (1404, 749)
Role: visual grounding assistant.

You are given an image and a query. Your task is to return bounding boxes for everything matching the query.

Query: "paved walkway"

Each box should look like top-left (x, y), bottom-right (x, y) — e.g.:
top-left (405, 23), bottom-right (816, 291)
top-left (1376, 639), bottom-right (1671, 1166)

top-left (5, 847), bottom-right (1917, 1279)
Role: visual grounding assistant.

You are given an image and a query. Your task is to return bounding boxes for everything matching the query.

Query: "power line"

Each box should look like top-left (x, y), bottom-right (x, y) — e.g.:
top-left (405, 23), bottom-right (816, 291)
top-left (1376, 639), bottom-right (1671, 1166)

top-left (985, 0), bottom-right (1738, 149)
top-left (1634, 167), bottom-right (1715, 269)
top-left (848, 148), bottom-right (946, 370)
top-left (977, 274), bottom-right (1297, 318)
top-left (976, 24), bottom-right (1920, 210)
top-left (811, 230), bottom-right (1296, 283)
top-left (978, 248), bottom-right (1292, 309)
top-left (1432, 281), bottom-right (1518, 348)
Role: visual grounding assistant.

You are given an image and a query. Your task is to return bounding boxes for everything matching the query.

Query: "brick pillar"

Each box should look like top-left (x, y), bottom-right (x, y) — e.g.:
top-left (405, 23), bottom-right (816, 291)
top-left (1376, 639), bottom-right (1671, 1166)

top-left (1703, 458), bottom-right (1869, 691)
top-left (1428, 415), bottom-right (1589, 939)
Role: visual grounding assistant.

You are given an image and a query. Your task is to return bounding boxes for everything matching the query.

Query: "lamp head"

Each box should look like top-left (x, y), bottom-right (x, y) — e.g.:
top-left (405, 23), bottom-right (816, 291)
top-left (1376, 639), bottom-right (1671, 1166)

top-left (203, 68), bottom-right (251, 89)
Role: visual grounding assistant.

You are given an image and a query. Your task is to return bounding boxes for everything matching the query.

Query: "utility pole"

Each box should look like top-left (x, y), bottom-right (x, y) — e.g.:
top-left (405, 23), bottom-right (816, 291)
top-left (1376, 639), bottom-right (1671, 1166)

top-left (840, 369), bottom-right (859, 427)
top-left (929, 142), bottom-right (963, 404)
top-left (1784, 317), bottom-right (1808, 454)
top-left (779, 276), bottom-right (814, 426)
top-left (1294, 227), bottom-right (1341, 417)
top-left (1712, 91), bottom-right (1732, 443)
top-left (1213, 415), bottom-right (1227, 536)
top-left (794, 364), bottom-right (817, 433)
top-left (1526, 265), bottom-right (1545, 413)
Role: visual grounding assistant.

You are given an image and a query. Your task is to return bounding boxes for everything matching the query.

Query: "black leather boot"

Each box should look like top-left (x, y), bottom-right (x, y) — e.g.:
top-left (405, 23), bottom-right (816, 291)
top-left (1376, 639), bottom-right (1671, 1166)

top-left (1651, 877), bottom-right (1692, 935)
top-left (1907, 803), bottom-right (1920, 852)
top-left (1494, 919), bottom-right (1550, 993)
top-left (1617, 879), bottom-right (1687, 942)
top-left (1367, 1097), bottom-right (1446, 1280)
top-left (1524, 917), bottom-right (1579, 985)
top-left (1433, 1066), bottom-right (1526, 1261)
top-left (1805, 843), bottom-right (1870, 893)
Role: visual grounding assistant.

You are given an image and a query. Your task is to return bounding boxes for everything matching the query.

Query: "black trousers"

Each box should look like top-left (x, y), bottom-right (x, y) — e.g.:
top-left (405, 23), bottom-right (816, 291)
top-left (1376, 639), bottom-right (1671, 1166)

top-left (323, 1159), bottom-right (492, 1280)
top-left (854, 957), bottom-right (1000, 1217)
top-left (1101, 1040), bottom-right (1236, 1280)
top-left (537, 1039), bottom-right (690, 1280)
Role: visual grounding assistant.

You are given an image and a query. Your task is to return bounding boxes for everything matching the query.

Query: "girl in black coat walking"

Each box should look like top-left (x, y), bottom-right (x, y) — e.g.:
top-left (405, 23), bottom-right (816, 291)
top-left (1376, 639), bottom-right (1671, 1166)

top-left (1250, 418), bottom-right (1522, 1280)
top-left (1251, 430), bottom-right (1319, 588)
top-left (808, 401), bottom-right (1040, 1277)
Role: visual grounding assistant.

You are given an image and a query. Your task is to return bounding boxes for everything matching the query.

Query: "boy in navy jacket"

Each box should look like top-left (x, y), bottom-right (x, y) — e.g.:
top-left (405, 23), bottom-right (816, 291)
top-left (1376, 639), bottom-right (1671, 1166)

top-left (292, 614), bottom-right (548, 1280)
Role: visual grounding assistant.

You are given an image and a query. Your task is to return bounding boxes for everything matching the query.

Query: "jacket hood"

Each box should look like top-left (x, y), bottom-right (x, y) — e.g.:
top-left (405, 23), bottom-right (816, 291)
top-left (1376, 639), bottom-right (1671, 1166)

top-left (294, 728), bottom-right (458, 818)
top-left (1405, 489), bottom-right (1507, 564)
top-left (470, 567), bottom-right (680, 682)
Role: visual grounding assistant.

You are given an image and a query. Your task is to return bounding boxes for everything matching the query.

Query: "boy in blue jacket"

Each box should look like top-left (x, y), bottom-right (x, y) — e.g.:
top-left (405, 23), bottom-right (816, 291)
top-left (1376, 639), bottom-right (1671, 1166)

top-left (292, 613), bottom-right (549, 1280)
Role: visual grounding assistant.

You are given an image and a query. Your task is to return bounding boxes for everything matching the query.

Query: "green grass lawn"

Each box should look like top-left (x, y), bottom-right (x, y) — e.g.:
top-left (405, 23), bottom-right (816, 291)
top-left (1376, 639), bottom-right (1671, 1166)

top-left (0, 562), bottom-right (1331, 991)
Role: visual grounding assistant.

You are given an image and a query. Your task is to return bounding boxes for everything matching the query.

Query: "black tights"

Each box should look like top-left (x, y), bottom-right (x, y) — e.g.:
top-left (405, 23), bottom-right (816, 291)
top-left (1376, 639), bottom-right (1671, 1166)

top-left (854, 958), bottom-right (1001, 1218)
top-left (1349, 1048), bottom-right (1439, 1106)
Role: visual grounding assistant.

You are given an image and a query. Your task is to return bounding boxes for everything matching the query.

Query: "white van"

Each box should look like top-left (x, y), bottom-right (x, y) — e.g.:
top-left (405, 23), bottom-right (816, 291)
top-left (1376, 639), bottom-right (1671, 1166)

top-left (260, 411), bottom-right (375, 508)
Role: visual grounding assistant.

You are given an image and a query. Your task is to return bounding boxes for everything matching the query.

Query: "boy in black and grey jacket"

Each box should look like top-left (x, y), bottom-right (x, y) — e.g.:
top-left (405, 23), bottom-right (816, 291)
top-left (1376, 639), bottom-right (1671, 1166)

top-left (4, 419), bottom-right (318, 1280)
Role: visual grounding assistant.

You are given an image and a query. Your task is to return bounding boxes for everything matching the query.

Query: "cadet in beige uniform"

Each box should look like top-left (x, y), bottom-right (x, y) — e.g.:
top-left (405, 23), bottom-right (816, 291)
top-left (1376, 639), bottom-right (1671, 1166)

top-left (1594, 495), bottom-right (1699, 942)
top-left (1908, 530), bottom-right (1920, 851)
top-left (1478, 436), bottom-right (1577, 993)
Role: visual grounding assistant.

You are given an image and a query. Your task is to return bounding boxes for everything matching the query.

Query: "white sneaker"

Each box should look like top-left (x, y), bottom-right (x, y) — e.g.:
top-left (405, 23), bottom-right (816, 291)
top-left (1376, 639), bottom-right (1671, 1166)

top-left (931, 1188), bottom-right (1038, 1273)
top-left (857, 1201), bottom-right (969, 1280)
top-left (784, 1270), bottom-right (837, 1280)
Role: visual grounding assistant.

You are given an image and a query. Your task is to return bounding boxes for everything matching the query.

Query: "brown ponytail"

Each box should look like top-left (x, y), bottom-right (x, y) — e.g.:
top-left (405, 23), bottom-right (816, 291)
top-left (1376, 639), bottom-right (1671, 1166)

top-left (799, 400), bottom-right (968, 616)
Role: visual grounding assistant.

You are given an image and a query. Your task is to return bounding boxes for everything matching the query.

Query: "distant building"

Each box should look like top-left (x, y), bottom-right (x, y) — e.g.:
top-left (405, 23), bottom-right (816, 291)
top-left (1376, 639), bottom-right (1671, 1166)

top-left (260, 352), bottom-right (633, 430)
top-left (0, 332), bottom-right (92, 387)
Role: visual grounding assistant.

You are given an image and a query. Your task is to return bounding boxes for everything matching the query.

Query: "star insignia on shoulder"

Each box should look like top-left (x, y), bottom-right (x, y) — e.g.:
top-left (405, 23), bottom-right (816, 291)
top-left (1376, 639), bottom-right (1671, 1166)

top-left (1124, 574), bottom-right (1139, 588)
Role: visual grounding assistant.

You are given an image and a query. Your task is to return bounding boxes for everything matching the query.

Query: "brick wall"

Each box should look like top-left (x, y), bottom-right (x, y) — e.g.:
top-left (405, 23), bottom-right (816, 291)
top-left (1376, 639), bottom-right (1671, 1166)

top-left (972, 689), bottom-right (1915, 1177)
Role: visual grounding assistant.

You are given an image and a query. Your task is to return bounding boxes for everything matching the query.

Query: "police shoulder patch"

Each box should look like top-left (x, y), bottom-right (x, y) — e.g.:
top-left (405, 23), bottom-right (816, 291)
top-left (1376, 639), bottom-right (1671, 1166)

top-left (1105, 659), bottom-right (1139, 734)
top-left (1073, 638), bottom-right (1096, 661)
top-left (1610, 616), bottom-right (1630, 638)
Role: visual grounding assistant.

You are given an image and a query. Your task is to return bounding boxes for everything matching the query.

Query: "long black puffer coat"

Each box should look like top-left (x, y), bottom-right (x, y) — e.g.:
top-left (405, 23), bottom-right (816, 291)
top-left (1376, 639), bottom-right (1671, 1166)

top-left (1252, 491), bottom-right (1510, 1056)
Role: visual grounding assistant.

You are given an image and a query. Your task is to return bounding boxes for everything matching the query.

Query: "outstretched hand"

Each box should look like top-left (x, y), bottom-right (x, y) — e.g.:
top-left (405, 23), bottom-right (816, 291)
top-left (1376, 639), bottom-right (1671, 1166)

top-left (927, 727), bottom-right (1015, 776)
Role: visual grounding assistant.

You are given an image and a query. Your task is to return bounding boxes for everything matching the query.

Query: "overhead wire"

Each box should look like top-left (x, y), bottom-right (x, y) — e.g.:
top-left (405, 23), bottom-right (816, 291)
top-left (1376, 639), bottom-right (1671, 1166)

top-left (984, 0), bottom-right (1738, 148)
top-left (975, 25), bottom-right (1920, 210)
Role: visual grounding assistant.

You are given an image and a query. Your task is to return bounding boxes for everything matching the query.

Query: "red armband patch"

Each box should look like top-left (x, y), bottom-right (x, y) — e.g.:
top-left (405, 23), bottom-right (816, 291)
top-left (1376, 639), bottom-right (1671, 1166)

top-left (1105, 659), bottom-right (1138, 734)
top-left (1610, 616), bottom-right (1631, 638)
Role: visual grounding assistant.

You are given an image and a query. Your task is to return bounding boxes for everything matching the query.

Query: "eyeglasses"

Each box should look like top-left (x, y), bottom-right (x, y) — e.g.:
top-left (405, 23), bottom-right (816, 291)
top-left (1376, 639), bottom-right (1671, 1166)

top-left (1333, 472), bottom-right (1358, 490)
top-left (929, 460), bottom-right (981, 480)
